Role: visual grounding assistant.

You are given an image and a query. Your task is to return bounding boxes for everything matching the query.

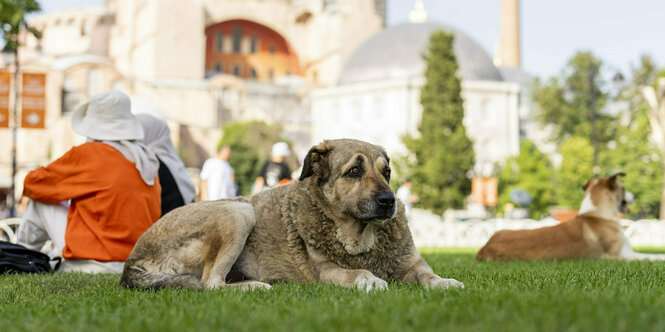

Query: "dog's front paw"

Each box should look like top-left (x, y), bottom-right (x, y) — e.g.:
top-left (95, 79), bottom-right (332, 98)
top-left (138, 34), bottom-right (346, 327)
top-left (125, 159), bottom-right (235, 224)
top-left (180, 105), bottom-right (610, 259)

top-left (353, 272), bottom-right (388, 292)
top-left (423, 275), bottom-right (464, 290)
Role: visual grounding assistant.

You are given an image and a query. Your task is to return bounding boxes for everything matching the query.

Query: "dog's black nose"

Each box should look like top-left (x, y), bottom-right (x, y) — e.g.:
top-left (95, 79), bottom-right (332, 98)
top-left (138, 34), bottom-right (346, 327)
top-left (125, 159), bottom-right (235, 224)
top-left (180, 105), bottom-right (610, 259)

top-left (376, 192), bottom-right (395, 207)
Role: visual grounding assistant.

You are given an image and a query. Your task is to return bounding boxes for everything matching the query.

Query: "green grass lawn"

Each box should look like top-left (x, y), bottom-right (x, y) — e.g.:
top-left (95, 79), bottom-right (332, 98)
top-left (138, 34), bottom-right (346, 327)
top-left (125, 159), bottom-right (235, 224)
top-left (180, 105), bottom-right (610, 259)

top-left (2, 248), bottom-right (665, 332)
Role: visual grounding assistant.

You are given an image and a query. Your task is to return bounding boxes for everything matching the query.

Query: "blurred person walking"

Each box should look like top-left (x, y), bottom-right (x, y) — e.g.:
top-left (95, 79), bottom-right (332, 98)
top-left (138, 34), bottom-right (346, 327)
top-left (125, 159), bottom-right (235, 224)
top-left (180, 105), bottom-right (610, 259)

top-left (396, 179), bottom-right (419, 217)
top-left (252, 142), bottom-right (292, 194)
top-left (136, 114), bottom-right (195, 215)
top-left (199, 145), bottom-right (236, 200)
top-left (16, 91), bottom-right (161, 273)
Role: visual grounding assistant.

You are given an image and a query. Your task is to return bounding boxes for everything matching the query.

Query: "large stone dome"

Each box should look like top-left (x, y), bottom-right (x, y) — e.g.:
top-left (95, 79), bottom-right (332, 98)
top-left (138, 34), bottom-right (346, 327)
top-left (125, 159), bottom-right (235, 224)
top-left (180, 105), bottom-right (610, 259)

top-left (339, 22), bottom-right (503, 85)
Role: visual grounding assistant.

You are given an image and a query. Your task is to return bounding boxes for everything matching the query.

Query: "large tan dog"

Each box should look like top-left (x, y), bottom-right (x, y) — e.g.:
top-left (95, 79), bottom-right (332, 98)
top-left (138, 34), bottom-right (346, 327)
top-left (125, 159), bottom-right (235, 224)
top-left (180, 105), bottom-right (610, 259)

top-left (477, 173), bottom-right (665, 261)
top-left (120, 139), bottom-right (463, 291)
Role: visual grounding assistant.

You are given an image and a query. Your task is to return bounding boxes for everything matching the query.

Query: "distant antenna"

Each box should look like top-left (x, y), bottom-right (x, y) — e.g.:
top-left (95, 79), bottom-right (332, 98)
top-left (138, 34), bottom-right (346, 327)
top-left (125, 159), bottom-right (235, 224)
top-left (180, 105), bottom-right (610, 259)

top-left (409, 0), bottom-right (428, 24)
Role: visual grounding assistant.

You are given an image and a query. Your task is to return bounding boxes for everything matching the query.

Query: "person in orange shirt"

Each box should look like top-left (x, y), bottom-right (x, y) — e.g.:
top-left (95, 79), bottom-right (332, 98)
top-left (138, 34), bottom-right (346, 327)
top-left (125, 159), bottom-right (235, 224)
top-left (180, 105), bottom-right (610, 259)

top-left (16, 91), bottom-right (161, 273)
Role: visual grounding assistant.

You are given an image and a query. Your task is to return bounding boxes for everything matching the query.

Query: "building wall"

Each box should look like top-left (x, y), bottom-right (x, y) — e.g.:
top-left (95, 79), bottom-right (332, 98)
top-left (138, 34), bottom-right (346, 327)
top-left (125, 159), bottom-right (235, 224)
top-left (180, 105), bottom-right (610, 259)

top-left (205, 20), bottom-right (301, 81)
top-left (25, 7), bottom-right (113, 57)
top-left (311, 78), bottom-right (520, 172)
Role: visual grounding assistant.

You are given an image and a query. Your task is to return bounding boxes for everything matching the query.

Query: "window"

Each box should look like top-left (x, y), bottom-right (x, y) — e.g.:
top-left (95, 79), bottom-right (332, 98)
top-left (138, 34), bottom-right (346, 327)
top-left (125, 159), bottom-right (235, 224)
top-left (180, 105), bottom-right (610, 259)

top-left (250, 36), bottom-right (259, 53)
top-left (214, 62), bottom-right (222, 73)
top-left (232, 64), bottom-right (242, 77)
top-left (216, 33), bottom-right (224, 53)
top-left (268, 69), bottom-right (274, 80)
top-left (269, 44), bottom-right (276, 55)
top-left (232, 28), bottom-right (242, 53)
top-left (249, 67), bottom-right (258, 79)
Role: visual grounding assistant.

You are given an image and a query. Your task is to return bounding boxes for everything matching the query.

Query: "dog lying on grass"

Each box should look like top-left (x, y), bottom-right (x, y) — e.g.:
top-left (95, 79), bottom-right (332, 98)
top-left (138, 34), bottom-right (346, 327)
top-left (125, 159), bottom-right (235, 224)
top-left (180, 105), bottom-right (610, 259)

top-left (477, 173), bottom-right (665, 261)
top-left (120, 139), bottom-right (464, 291)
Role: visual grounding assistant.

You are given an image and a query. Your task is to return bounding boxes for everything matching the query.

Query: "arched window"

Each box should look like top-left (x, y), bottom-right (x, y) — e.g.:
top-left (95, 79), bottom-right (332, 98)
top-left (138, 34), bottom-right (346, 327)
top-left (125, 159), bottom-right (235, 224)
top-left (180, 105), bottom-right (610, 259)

top-left (216, 33), bottom-right (224, 53)
top-left (232, 28), bottom-right (242, 53)
top-left (249, 67), bottom-right (258, 79)
top-left (214, 62), bottom-right (222, 73)
top-left (250, 35), bottom-right (259, 53)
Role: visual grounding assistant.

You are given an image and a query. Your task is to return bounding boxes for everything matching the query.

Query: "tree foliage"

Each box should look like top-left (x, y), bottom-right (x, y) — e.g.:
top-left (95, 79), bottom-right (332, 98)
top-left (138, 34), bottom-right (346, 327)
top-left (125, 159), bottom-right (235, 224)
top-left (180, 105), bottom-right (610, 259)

top-left (403, 31), bottom-right (474, 214)
top-left (218, 121), bottom-right (290, 196)
top-left (532, 52), bottom-right (615, 146)
top-left (498, 140), bottom-right (555, 218)
top-left (600, 55), bottom-right (664, 219)
top-left (600, 108), bottom-right (663, 218)
top-left (556, 137), bottom-right (594, 209)
top-left (0, 0), bottom-right (41, 51)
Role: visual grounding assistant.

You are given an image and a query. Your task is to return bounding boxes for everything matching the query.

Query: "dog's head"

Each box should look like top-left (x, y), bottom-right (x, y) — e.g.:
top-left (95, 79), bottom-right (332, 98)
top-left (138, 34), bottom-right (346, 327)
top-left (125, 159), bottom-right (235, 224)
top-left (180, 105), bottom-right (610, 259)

top-left (299, 139), bottom-right (397, 222)
top-left (581, 172), bottom-right (633, 214)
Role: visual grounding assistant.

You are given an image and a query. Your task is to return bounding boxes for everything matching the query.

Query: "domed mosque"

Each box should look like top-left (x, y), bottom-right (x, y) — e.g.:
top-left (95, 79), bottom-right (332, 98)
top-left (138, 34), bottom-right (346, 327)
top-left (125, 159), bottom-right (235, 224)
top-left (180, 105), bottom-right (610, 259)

top-left (311, 0), bottom-right (523, 176)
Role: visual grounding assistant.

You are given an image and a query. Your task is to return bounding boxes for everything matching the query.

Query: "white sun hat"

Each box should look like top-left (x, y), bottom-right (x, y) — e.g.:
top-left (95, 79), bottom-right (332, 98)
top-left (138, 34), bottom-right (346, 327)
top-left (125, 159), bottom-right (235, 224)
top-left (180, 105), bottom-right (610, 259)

top-left (271, 142), bottom-right (291, 157)
top-left (71, 90), bottom-right (144, 141)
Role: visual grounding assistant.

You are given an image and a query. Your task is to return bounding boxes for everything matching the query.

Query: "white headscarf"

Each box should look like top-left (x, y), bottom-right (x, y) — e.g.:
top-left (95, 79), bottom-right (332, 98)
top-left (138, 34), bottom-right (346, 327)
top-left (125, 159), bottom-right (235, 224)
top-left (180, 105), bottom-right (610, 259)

top-left (135, 114), bottom-right (196, 204)
top-left (74, 91), bottom-right (159, 186)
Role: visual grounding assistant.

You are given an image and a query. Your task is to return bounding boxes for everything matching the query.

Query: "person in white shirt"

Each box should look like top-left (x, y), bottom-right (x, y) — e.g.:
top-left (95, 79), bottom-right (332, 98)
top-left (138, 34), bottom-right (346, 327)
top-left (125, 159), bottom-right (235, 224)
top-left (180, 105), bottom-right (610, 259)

top-left (396, 179), bottom-right (419, 217)
top-left (199, 145), bottom-right (236, 201)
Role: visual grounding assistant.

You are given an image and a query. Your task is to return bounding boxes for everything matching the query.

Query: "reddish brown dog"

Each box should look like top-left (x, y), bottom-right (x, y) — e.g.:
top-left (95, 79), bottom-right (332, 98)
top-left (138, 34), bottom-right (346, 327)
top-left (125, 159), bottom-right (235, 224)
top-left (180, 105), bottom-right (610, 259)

top-left (477, 173), bottom-right (665, 261)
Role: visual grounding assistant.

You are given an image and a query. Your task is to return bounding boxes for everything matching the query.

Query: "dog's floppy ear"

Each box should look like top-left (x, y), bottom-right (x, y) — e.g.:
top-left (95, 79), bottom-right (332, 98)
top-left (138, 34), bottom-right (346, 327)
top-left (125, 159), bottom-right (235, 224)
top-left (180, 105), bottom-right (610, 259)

top-left (581, 180), bottom-right (591, 191)
top-left (299, 142), bottom-right (331, 181)
top-left (608, 172), bottom-right (626, 189)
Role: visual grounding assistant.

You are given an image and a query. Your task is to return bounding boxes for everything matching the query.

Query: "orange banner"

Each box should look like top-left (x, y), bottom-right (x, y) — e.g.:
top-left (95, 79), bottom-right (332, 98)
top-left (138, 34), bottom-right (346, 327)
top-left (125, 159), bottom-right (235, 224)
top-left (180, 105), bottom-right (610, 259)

top-left (0, 71), bottom-right (10, 128)
top-left (21, 72), bottom-right (46, 129)
top-left (471, 177), bottom-right (498, 207)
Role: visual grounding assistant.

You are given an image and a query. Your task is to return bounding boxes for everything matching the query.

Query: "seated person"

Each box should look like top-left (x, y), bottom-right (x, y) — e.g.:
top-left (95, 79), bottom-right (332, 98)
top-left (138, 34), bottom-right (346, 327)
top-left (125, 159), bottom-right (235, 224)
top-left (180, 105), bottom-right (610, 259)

top-left (252, 142), bottom-right (292, 194)
top-left (136, 113), bottom-right (195, 215)
top-left (17, 91), bottom-right (161, 273)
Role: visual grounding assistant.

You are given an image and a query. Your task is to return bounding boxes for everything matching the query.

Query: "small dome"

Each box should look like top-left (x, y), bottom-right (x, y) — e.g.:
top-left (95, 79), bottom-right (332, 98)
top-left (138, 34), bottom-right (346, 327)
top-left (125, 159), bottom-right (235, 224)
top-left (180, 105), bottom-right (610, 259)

top-left (339, 22), bottom-right (503, 85)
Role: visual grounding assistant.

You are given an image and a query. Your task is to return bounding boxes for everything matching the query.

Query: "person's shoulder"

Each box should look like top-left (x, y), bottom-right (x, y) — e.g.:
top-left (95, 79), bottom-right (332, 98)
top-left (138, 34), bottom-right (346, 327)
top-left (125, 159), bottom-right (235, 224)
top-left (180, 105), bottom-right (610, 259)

top-left (60, 142), bottom-right (109, 160)
top-left (202, 158), bottom-right (221, 167)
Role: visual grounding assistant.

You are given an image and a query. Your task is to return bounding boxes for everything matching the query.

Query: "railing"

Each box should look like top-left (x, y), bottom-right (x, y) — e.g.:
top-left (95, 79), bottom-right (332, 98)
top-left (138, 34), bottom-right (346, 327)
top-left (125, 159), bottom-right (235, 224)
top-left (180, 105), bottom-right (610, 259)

top-left (4, 211), bottom-right (664, 248)
top-left (408, 209), bottom-right (665, 248)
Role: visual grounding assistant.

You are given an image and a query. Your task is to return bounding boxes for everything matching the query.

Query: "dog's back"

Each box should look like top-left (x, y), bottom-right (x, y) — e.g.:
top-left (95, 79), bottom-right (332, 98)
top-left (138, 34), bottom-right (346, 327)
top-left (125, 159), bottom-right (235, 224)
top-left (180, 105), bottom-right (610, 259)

top-left (476, 217), bottom-right (610, 261)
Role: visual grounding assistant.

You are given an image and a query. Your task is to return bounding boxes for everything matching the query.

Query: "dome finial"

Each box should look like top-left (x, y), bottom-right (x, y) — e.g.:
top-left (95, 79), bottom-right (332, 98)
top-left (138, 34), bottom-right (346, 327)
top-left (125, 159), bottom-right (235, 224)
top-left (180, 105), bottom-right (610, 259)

top-left (409, 0), bottom-right (428, 24)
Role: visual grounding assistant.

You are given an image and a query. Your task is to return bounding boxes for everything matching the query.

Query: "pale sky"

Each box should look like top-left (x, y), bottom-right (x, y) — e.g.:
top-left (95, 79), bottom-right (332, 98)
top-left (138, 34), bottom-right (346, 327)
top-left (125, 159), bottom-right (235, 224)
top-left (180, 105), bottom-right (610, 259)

top-left (32, 0), bottom-right (665, 80)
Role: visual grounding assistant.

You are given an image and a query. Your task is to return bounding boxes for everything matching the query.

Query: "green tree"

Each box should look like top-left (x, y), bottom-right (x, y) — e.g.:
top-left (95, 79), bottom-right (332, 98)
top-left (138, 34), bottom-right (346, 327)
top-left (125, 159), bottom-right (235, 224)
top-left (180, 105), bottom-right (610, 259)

top-left (0, 0), bottom-right (41, 51)
top-left (498, 140), bottom-right (555, 218)
top-left (600, 108), bottom-right (663, 218)
top-left (602, 55), bottom-right (664, 218)
top-left (218, 121), bottom-right (291, 196)
top-left (532, 52), bottom-right (615, 147)
top-left (556, 137), bottom-right (594, 209)
top-left (402, 31), bottom-right (474, 214)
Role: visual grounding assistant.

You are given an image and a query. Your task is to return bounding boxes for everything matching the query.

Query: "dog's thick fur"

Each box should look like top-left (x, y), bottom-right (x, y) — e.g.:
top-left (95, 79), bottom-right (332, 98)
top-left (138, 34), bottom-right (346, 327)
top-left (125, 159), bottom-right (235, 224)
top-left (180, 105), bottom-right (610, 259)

top-left (476, 173), bottom-right (665, 261)
top-left (120, 139), bottom-right (463, 291)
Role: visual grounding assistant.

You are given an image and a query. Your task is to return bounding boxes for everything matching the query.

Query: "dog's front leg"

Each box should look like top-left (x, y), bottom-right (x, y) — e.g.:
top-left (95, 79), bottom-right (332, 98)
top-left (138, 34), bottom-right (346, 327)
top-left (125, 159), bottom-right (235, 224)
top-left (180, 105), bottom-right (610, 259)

top-left (307, 245), bottom-right (387, 292)
top-left (399, 247), bottom-right (464, 289)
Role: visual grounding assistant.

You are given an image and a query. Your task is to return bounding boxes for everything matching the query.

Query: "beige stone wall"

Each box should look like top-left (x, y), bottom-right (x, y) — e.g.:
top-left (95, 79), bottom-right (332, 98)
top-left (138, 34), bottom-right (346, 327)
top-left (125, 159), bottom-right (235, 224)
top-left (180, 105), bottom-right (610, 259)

top-left (25, 7), bottom-right (113, 57)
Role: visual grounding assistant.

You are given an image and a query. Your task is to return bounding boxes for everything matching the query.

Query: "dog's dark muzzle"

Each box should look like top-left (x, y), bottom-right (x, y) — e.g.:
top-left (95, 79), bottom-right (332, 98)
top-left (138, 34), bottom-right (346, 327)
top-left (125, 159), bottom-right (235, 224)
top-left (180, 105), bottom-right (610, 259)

top-left (374, 192), bottom-right (396, 218)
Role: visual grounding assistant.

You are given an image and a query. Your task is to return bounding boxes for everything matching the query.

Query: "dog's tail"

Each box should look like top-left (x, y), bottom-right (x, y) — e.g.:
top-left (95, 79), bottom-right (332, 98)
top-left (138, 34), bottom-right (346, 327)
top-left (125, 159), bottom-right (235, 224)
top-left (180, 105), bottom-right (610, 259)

top-left (119, 265), bottom-right (204, 290)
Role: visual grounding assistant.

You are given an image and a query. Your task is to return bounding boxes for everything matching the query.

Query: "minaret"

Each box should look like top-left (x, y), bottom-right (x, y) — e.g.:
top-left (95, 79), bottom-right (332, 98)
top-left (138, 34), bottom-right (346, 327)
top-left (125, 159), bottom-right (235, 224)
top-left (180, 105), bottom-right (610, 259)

top-left (409, 0), bottom-right (428, 24)
top-left (499, 0), bottom-right (521, 68)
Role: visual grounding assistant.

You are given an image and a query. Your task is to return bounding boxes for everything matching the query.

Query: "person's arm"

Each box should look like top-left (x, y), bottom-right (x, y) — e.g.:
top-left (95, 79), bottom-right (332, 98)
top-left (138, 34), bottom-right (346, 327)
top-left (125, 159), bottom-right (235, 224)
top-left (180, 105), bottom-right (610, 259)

top-left (23, 146), bottom-right (93, 204)
top-left (199, 160), bottom-right (211, 201)
top-left (199, 179), bottom-right (208, 201)
top-left (252, 177), bottom-right (265, 194)
top-left (406, 194), bottom-right (419, 203)
top-left (252, 162), bottom-right (269, 194)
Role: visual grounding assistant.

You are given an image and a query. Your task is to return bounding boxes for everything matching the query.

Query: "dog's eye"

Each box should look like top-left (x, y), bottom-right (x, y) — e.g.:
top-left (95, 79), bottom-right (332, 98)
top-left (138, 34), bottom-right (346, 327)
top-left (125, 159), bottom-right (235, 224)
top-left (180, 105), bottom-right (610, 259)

top-left (346, 167), bottom-right (362, 177)
top-left (383, 169), bottom-right (391, 180)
